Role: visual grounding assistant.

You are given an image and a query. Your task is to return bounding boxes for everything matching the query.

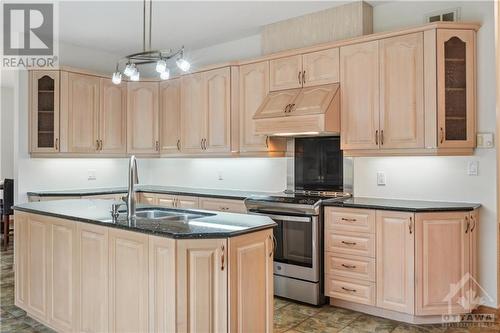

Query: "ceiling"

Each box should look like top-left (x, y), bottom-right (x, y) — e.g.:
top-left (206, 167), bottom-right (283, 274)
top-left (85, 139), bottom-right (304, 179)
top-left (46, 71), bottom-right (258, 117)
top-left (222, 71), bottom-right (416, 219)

top-left (59, 1), bottom-right (383, 56)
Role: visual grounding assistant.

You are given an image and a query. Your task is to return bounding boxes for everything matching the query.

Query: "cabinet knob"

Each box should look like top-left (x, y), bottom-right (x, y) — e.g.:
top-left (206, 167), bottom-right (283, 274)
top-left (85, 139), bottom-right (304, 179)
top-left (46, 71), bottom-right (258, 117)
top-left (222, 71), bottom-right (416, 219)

top-left (341, 218), bottom-right (357, 222)
top-left (341, 264), bottom-right (356, 269)
top-left (55, 138), bottom-right (59, 150)
top-left (342, 287), bottom-right (357, 293)
top-left (465, 216), bottom-right (470, 233)
top-left (440, 127), bottom-right (445, 144)
top-left (177, 139), bottom-right (181, 151)
top-left (298, 71), bottom-right (302, 85)
top-left (380, 130), bottom-right (384, 146)
top-left (375, 130), bottom-right (379, 145)
top-left (409, 216), bottom-right (413, 234)
top-left (302, 70), bottom-right (306, 85)
top-left (221, 244), bottom-right (225, 271)
top-left (155, 141), bottom-right (160, 151)
top-left (341, 241), bottom-right (357, 246)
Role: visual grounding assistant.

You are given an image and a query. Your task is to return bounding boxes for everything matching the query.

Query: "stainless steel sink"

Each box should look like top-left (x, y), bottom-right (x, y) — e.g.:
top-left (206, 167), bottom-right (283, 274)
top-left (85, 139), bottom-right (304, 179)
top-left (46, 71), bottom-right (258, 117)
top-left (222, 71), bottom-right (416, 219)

top-left (134, 208), bottom-right (211, 222)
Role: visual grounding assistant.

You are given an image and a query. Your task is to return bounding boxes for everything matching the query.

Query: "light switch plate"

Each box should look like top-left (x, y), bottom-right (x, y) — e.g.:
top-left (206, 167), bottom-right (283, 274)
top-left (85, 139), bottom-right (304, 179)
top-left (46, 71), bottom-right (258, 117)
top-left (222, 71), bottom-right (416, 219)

top-left (88, 169), bottom-right (96, 181)
top-left (377, 171), bottom-right (386, 186)
top-left (477, 133), bottom-right (494, 148)
top-left (467, 161), bottom-right (478, 176)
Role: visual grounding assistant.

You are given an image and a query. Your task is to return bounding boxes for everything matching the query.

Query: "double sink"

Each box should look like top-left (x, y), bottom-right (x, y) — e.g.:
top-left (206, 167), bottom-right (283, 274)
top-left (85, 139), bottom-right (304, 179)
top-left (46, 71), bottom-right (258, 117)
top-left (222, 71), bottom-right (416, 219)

top-left (106, 207), bottom-right (215, 224)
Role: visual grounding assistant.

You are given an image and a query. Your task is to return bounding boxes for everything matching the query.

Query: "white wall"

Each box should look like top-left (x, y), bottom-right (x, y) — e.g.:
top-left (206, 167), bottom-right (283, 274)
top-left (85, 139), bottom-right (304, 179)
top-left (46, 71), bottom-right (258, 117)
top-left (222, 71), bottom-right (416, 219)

top-left (1, 87), bottom-right (15, 179)
top-left (354, 0), bottom-right (497, 307)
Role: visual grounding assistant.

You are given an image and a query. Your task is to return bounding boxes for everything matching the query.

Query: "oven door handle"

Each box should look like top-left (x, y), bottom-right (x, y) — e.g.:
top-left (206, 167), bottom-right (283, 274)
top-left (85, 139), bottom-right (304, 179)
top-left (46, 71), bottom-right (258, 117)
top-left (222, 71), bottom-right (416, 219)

top-left (247, 210), bottom-right (312, 223)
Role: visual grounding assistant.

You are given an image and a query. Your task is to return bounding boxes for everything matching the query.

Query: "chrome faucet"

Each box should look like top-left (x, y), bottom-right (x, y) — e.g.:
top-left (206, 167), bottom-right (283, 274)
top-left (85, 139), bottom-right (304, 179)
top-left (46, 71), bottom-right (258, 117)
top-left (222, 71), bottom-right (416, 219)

top-left (126, 155), bottom-right (139, 219)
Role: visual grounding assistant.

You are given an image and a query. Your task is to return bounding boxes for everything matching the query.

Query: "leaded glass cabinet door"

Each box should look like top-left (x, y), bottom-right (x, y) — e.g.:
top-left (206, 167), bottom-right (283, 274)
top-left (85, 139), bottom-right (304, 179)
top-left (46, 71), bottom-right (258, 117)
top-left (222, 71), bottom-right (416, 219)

top-left (30, 71), bottom-right (60, 153)
top-left (437, 30), bottom-right (475, 148)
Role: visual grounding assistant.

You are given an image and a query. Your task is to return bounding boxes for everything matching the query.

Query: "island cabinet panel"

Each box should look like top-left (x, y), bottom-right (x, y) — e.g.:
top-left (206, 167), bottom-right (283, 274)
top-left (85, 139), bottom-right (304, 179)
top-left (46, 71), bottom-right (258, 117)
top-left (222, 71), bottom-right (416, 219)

top-left (76, 223), bottom-right (109, 333)
top-left (228, 229), bottom-right (273, 333)
top-left (176, 239), bottom-right (228, 333)
top-left (149, 236), bottom-right (176, 333)
top-left (108, 229), bottom-right (149, 333)
top-left (376, 211), bottom-right (415, 314)
top-left (47, 218), bottom-right (78, 332)
top-left (415, 212), bottom-right (471, 315)
top-left (127, 82), bottom-right (159, 155)
top-left (14, 213), bottom-right (29, 309)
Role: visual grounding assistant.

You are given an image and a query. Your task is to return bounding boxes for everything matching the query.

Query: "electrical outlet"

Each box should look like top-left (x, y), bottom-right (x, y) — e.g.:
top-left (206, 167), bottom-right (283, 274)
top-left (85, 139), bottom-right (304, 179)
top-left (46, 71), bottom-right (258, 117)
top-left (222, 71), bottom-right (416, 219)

top-left (477, 133), bottom-right (494, 148)
top-left (377, 171), bottom-right (386, 186)
top-left (88, 169), bottom-right (96, 181)
top-left (217, 171), bottom-right (223, 181)
top-left (467, 161), bottom-right (478, 176)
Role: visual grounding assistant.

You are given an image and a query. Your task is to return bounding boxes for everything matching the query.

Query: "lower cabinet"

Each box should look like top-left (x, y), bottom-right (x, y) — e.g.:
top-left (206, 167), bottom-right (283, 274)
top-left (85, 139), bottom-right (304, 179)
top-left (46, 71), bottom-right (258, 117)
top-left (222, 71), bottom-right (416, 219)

top-left (139, 192), bottom-right (200, 209)
top-left (199, 197), bottom-right (247, 213)
top-left (14, 211), bottom-right (273, 333)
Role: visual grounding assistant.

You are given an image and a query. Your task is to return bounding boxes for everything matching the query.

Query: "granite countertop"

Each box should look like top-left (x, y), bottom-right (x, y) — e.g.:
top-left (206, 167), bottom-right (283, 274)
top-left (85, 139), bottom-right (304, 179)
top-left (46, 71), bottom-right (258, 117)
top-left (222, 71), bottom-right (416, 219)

top-left (322, 197), bottom-right (481, 212)
top-left (27, 185), bottom-right (282, 200)
top-left (14, 199), bottom-right (276, 239)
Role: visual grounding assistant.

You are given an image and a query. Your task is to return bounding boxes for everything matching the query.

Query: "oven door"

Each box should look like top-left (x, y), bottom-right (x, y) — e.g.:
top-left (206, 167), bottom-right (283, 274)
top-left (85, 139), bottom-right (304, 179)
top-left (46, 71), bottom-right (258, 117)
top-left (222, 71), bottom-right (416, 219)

top-left (250, 212), bottom-right (319, 282)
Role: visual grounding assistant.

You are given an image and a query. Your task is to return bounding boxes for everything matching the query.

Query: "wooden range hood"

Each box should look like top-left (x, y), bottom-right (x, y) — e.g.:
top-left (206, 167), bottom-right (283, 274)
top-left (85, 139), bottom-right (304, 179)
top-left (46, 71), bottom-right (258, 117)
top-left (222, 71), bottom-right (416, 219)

top-left (253, 83), bottom-right (340, 136)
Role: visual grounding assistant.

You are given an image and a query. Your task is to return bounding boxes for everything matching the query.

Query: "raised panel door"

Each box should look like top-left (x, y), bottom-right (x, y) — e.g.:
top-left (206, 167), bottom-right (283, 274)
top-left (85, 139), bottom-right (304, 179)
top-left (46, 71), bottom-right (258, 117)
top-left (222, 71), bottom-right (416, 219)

top-left (156, 194), bottom-right (176, 208)
top-left (239, 62), bottom-right (270, 152)
top-left (67, 73), bottom-right (100, 153)
top-left (340, 41), bottom-right (380, 150)
top-left (181, 73), bottom-right (205, 153)
top-left (204, 67), bottom-right (231, 153)
top-left (376, 211), bottom-right (415, 314)
top-left (177, 239), bottom-right (227, 333)
top-left (254, 89), bottom-right (300, 119)
top-left (14, 212), bottom-right (29, 309)
top-left (27, 216), bottom-right (49, 320)
top-left (109, 229), bottom-right (149, 333)
top-left (302, 48), bottom-right (339, 87)
top-left (160, 79), bottom-right (182, 154)
top-left (127, 82), bottom-right (159, 154)
top-left (140, 193), bottom-right (158, 205)
top-left (291, 84), bottom-right (338, 115)
top-left (269, 55), bottom-right (302, 91)
top-left (415, 212), bottom-right (470, 315)
top-left (469, 210), bottom-right (479, 309)
top-left (176, 195), bottom-right (199, 209)
top-left (99, 79), bottom-right (127, 154)
top-left (380, 33), bottom-right (424, 149)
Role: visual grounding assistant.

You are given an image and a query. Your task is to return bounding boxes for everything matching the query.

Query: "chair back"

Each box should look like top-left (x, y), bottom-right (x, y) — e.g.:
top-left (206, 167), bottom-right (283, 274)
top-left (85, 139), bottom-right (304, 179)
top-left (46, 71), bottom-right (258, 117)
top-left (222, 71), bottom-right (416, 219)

top-left (3, 179), bottom-right (14, 216)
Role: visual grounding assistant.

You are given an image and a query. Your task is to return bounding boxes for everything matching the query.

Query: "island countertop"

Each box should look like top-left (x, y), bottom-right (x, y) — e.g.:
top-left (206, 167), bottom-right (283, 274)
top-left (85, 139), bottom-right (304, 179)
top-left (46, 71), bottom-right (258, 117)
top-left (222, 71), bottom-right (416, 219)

top-left (14, 199), bottom-right (276, 239)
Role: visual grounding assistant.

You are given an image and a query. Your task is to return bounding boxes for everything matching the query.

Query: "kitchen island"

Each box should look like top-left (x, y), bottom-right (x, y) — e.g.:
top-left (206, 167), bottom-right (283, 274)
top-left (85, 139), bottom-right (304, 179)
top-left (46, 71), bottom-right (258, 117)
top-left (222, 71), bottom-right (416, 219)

top-left (14, 199), bottom-right (275, 333)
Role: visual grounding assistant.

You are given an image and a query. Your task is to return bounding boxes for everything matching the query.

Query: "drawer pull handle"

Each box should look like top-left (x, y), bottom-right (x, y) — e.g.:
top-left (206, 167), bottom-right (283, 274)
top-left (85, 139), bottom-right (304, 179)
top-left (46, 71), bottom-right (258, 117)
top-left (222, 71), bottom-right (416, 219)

top-left (341, 264), bottom-right (357, 269)
top-left (341, 218), bottom-right (357, 222)
top-left (221, 244), bottom-right (225, 271)
top-left (342, 287), bottom-right (357, 293)
top-left (341, 241), bottom-right (357, 246)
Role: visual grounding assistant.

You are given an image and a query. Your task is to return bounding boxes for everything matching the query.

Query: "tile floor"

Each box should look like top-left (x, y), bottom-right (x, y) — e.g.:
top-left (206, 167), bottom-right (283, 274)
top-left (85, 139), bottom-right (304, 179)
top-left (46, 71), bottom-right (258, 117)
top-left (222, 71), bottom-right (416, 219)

top-left (1, 237), bottom-right (499, 333)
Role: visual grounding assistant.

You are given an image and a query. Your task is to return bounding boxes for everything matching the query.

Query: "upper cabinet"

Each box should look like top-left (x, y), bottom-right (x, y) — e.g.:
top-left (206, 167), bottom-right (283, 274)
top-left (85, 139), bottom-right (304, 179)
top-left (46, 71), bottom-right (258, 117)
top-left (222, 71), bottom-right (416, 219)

top-left (437, 30), bottom-right (475, 148)
top-left (30, 71), bottom-right (60, 153)
top-left (270, 48), bottom-right (339, 91)
top-left (99, 79), bottom-right (127, 154)
top-left (159, 78), bottom-right (181, 154)
top-left (127, 82), bottom-right (159, 155)
top-left (181, 72), bottom-right (206, 154)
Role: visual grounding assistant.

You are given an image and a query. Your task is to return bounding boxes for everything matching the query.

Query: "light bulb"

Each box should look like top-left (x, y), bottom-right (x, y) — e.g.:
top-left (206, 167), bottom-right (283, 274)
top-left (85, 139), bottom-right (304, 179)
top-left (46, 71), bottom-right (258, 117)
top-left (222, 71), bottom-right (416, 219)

top-left (130, 71), bottom-right (140, 81)
top-left (176, 58), bottom-right (190, 72)
top-left (112, 72), bottom-right (122, 85)
top-left (160, 68), bottom-right (170, 80)
top-left (156, 59), bottom-right (167, 73)
top-left (124, 63), bottom-right (136, 77)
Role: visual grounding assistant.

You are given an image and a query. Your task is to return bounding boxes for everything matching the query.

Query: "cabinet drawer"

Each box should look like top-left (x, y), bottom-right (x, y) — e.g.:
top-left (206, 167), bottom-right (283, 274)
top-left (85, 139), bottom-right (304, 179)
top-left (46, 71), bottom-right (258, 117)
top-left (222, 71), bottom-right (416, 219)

top-left (325, 274), bottom-right (375, 306)
top-left (325, 207), bottom-right (375, 233)
top-left (325, 231), bottom-right (375, 258)
top-left (325, 253), bottom-right (375, 282)
top-left (199, 198), bottom-right (247, 214)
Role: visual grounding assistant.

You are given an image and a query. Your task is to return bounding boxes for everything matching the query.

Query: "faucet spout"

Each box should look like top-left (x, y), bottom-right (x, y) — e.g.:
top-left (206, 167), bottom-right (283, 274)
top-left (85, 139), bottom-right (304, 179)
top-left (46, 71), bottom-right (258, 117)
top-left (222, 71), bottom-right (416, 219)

top-left (127, 155), bottom-right (139, 220)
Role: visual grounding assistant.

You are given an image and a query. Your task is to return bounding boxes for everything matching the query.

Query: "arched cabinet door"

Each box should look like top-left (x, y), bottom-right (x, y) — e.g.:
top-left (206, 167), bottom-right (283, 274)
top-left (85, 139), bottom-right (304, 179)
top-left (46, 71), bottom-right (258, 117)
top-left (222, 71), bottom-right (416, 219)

top-left (437, 30), bottom-right (475, 148)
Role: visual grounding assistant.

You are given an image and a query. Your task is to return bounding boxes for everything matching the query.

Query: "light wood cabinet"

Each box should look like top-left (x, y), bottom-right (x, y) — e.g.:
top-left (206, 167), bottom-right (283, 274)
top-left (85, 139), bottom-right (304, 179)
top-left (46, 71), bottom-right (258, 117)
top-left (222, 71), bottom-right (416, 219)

top-left (228, 229), bottom-right (273, 333)
top-left (379, 33), bottom-right (424, 149)
top-left (67, 73), bottom-right (100, 153)
top-left (99, 79), bottom-right (127, 154)
top-left (30, 70), bottom-right (60, 153)
top-left (199, 197), bottom-right (247, 213)
top-left (108, 228), bottom-right (149, 333)
top-left (159, 78), bottom-right (182, 154)
top-left (177, 238), bottom-right (228, 333)
top-left (415, 212), bottom-right (471, 315)
top-left (176, 195), bottom-right (199, 209)
top-left (181, 72), bottom-right (205, 153)
top-left (141, 193), bottom-right (200, 209)
top-left (270, 55), bottom-right (303, 91)
top-left (340, 41), bottom-right (380, 150)
top-left (127, 81), bottom-right (159, 155)
top-left (376, 211), bottom-right (414, 314)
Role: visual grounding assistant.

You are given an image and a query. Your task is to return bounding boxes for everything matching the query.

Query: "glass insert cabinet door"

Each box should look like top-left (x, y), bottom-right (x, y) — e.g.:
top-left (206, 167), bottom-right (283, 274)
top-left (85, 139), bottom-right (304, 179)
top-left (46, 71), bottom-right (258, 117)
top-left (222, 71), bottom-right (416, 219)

top-left (30, 70), bottom-right (60, 153)
top-left (437, 29), bottom-right (475, 148)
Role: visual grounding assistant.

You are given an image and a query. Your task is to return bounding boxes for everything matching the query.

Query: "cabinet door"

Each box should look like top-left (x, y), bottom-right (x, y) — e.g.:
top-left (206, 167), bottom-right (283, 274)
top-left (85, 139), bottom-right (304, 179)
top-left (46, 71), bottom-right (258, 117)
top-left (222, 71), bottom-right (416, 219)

top-left (204, 67), bottom-right (231, 153)
top-left (199, 198), bottom-right (247, 214)
top-left (67, 73), bottom-right (100, 153)
top-left (109, 229), bottom-right (149, 333)
top-left (47, 218), bottom-right (77, 332)
top-left (302, 48), bottom-right (339, 87)
top-left (291, 84), bottom-right (339, 116)
top-left (254, 89), bottom-right (300, 119)
top-left (415, 212), bottom-right (470, 315)
top-left (239, 62), bottom-right (270, 152)
top-left (380, 33), bottom-right (424, 149)
top-left (127, 82), bottom-right (159, 154)
top-left (469, 210), bottom-right (479, 307)
top-left (149, 236), bottom-right (176, 333)
top-left (177, 239), bottom-right (227, 333)
top-left (437, 30), bottom-right (476, 148)
top-left (99, 79), bottom-right (127, 154)
top-left (76, 223), bottom-right (109, 333)
top-left (340, 41), bottom-right (380, 150)
top-left (176, 195), bottom-right (199, 209)
top-left (229, 230), bottom-right (273, 333)
top-left (156, 194), bottom-right (176, 208)
top-left (181, 73), bottom-right (205, 153)
top-left (30, 71), bottom-right (60, 153)
top-left (140, 193), bottom-right (158, 205)
top-left (376, 211), bottom-right (414, 314)
top-left (159, 78), bottom-right (182, 154)
top-left (14, 212), bottom-right (29, 309)
top-left (269, 55), bottom-right (302, 91)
